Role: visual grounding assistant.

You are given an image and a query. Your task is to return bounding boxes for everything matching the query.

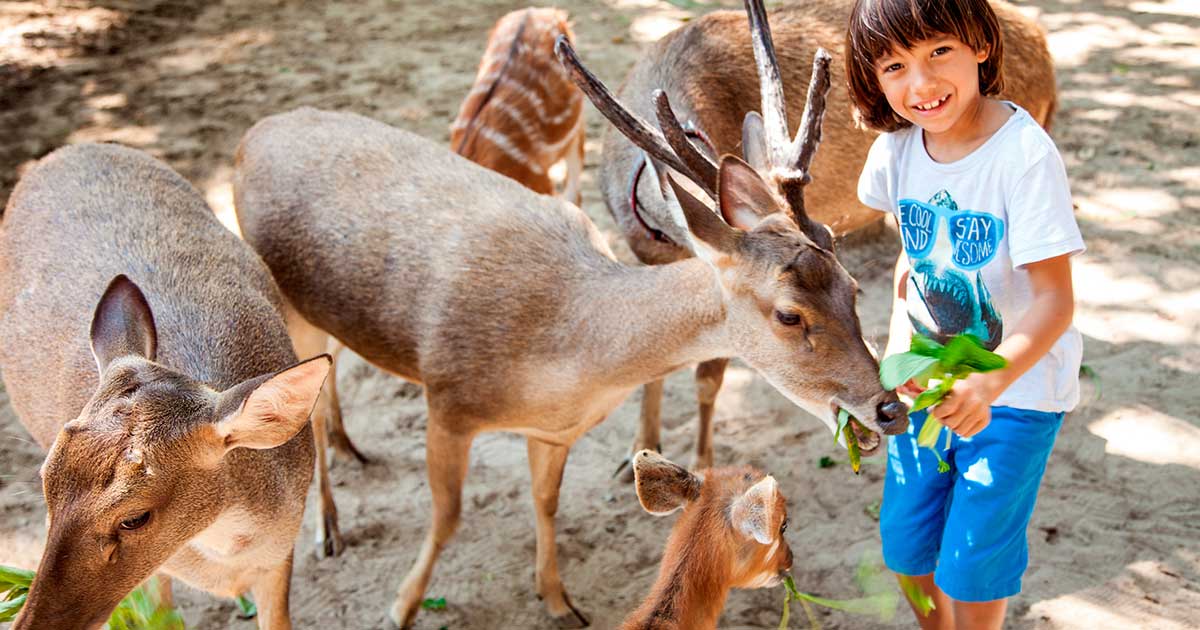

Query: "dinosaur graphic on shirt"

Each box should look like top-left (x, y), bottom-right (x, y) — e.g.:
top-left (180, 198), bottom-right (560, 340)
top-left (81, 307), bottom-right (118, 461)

top-left (899, 190), bottom-right (1003, 350)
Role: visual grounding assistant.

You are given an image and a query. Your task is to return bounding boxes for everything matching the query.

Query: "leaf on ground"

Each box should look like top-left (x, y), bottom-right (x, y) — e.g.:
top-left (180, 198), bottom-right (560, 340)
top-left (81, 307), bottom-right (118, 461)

top-left (421, 597), bottom-right (447, 611)
top-left (818, 456), bottom-right (838, 469)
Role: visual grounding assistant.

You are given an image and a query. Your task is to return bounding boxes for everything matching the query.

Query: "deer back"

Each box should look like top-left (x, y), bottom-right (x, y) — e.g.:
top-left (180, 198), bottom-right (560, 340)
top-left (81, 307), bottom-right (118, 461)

top-left (450, 7), bottom-right (584, 194)
top-left (600, 0), bottom-right (1056, 264)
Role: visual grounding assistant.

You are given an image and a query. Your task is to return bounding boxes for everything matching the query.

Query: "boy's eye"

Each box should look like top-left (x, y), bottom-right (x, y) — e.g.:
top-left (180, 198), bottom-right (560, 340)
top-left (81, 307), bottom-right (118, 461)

top-left (931, 46), bottom-right (953, 57)
top-left (881, 62), bottom-right (903, 74)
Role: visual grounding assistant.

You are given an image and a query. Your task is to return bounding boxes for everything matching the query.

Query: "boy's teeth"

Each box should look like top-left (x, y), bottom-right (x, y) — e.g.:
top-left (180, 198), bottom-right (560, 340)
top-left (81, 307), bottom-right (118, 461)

top-left (916, 96), bottom-right (946, 111)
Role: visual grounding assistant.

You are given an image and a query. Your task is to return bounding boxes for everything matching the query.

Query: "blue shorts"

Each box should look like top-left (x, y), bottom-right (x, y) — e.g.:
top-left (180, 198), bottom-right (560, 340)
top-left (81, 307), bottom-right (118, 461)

top-left (879, 406), bottom-right (1063, 602)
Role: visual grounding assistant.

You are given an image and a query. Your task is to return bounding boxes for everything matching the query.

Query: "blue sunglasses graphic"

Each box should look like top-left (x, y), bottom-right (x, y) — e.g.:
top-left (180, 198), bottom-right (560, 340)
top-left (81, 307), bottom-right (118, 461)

top-left (898, 199), bottom-right (1005, 271)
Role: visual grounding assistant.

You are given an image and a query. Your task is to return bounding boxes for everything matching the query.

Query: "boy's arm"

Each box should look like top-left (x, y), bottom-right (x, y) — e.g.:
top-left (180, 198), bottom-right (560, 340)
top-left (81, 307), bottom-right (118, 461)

top-left (883, 252), bottom-right (925, 399)
top-left (934, 253), bottom-right (1075, 436)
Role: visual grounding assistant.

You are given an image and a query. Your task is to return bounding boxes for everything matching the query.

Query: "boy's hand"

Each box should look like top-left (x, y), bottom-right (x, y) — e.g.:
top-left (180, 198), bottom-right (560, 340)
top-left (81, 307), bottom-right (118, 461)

top-left (896, 379), bottom-right (924, 398)
top-left (932, 373), bottom-right (1000, 438)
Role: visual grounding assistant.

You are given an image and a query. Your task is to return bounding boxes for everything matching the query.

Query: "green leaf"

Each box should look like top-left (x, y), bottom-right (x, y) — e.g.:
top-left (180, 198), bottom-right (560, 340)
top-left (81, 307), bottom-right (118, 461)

top-left (939, 335), bottom-right (1006, 372)
top-left (864, 498), bottom-right (882, 521)
top-left (843, 425), bottom-right (861, 474)
top-left (836, 408), bottom-right (852, 446)
top-left (236, 594), bottom-right (257, 619)
top-left (818, 456), bottom-right (837, 469)
top-left (1080, 364), bottom-right (1102, 400)
top-left (908, 333), bottom-right (944, 358)
top-left (937, 459), bottom-right (951, 474)
top-left (0, 593), bottom-right (27, 622)
top-left (421, 597), bottom-right (447, 611)
top-left (898, 575), bottom-right (936, 617)
top-left (0, 565), bottom-right (34, 588)
top-left (879, 353), bottom-right (940, 391)
top-left (910, 388), bottom-right (942, 413)
top-left (916, 416), bottom-right (944, 448)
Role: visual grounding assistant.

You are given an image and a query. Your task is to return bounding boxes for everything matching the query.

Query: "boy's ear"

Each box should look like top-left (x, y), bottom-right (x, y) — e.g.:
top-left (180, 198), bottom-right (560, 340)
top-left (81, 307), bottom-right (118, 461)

top-left (632, 450), bottom-right (702, 515)
top-left (974, 44), bottom-right (990, 64)
top-left (730, 475), bottom-right (783, 545)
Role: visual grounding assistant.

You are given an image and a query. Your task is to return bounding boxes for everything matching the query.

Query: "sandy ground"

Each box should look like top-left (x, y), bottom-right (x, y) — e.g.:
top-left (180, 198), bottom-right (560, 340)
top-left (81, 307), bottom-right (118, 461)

top-left (1, 0), bottom-right (1198, 628)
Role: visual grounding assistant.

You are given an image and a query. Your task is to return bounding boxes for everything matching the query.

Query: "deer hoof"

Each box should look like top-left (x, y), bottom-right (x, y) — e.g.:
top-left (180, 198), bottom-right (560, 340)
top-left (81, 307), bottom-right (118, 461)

top-left (330, 430), bottom-right (370, 465)
top-left (550, 594), bottom-right (590, 628)
top-left (315, 514), bottom-right (345, 558)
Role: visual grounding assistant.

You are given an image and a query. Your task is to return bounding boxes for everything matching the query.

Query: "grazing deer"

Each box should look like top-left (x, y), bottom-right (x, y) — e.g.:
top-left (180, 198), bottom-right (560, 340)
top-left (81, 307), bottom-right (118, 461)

top-left (232, 6), bottom-right (906, 624)
top-left (624, 450), bottom-right (792, 630)
top-left (451, 6), bottom-right (585, 205)
top-left (601, 0), bottom-right (1058, 476)
top-left (0, 143), bottom-right (330, 630)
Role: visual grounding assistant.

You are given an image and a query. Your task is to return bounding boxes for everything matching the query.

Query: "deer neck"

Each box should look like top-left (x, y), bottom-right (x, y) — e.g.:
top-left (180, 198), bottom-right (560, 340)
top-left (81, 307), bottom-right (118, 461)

top-left (625, 506), bottom-right (734, 630)
top-left (573, 257), bottom-right (730, 387)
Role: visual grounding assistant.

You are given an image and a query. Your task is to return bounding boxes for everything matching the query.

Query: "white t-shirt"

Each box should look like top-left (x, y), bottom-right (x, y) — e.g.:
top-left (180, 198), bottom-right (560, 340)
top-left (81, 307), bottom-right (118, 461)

top-left (858, 104), bottom-right (1085, 413)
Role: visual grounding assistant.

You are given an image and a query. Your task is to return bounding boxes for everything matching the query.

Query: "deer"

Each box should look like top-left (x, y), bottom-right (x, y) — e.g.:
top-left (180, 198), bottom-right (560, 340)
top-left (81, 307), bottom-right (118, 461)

top-left (301, 6), bottom-right (589, 559)
top-left (0, 142), bottom-right (331, 630)
top-left (600, 0), bottom-right (1059, 478)
top-left (451, 6), bottom-right (585, 205)
top-left (623, 450), bottom-right (793, 629)
top-left (231, 3), bottom-right (906, 625)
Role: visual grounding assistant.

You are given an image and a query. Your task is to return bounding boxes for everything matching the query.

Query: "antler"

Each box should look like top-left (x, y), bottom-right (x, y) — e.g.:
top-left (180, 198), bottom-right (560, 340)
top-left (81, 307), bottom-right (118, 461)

top-left (554, 35), bottom-right (717, 198)
top-left (653, 90), bottom-right (718, 196)
top-left (742, 0), bottom-right (833, 239)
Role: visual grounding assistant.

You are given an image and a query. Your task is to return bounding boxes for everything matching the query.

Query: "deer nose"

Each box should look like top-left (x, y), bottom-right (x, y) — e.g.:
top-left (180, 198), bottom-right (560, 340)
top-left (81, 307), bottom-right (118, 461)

top-left (875, 400), bottom-right (909, 434)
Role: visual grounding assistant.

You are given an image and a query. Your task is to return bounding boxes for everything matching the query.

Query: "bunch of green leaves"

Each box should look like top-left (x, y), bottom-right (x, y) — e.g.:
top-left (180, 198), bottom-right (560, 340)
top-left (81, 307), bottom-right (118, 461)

top-left (879, 334), bottom-right (1007, 473)
top-left (778, 553), bottom-right (899, 629)
top-left (0, 566), bottom-right (183, 629)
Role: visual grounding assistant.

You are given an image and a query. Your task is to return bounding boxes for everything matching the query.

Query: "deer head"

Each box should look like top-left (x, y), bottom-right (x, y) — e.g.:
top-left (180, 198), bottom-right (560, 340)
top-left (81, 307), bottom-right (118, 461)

top-left (14, 276), bottom-right (330, 630)
top-left (555, 0), bottom-right (907, 453)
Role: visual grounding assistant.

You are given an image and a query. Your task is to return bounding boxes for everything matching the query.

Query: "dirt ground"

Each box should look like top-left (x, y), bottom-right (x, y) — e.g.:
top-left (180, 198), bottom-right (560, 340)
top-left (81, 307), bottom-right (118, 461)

top-left (1, 0), bottom-right (1197, 628)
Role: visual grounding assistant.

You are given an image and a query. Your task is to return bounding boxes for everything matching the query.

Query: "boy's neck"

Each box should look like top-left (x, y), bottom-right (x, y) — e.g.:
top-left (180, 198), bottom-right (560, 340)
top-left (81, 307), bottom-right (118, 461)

top-left (922, 97), bottom-right (1014, 164)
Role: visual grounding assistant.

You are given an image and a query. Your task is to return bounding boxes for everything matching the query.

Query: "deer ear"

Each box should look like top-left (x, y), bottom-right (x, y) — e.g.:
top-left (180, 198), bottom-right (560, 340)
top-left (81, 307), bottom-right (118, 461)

top-left (730, 475), bottom-right (783, 545)
top-left (213, 355), bottom-right (331, 453)
top-left (632, 450), bottom-right (702, 515)
top-left (741, 112), bottom-right (769, 173)
top-left (90, 275), bottom-right (157, 374)
top-left (718, 155), bottom-right (784, 231)
top-left (667, 173), bottom-right (740, 256)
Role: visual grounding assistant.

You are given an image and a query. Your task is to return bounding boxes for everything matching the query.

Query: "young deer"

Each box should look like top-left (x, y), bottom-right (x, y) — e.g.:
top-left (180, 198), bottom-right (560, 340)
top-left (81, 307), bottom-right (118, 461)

top-left (450, 7), bottom-right (585, 205)
top-left (601, 0), bottom-right (1059, 476)
top-left (625, 450), bottom-right (793, 630)
top-left (0, 143), bottom-right (330, 630)
top-left (233, 12), bottom-right (905, 624)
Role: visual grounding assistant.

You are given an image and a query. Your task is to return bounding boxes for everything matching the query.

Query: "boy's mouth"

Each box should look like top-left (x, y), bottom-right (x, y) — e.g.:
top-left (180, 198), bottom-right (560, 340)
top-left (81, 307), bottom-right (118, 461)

top-left (913, 94), bottom-right (950, 114)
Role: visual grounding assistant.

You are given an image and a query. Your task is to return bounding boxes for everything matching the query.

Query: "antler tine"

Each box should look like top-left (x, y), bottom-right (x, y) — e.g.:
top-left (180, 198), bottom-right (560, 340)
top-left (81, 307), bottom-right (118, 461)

top-left (786, 48), bottom-right (833, 180)
top-left (554, 35), bottom-right (703, 194)
top-left (743, 0), bottom-right (789, 169)
top-left (652, 90), bottom-right (718, 197)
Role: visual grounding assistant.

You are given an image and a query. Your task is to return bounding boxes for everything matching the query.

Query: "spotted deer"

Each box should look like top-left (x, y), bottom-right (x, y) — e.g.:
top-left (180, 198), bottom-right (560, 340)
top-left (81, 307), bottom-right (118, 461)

top-left (299, 6), bottom-right (589, 559)
top-left (0, 143), bottom-right (331, 630)
top-left (233, 7), bottom-right (906, 626)
top-left (451, 6), bottom-right (585, 205)
top-left (624, 450), bottom-right (792, 630)
top-left (601, 0), bottom-right (1058, 476)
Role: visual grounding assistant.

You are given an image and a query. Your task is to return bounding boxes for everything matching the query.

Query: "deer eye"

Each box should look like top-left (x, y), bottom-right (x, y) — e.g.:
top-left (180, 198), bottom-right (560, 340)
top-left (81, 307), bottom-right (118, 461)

top-left (119, 512), bottom-right (151, 531)
top-left (775, 311), bottom-right (803, 327)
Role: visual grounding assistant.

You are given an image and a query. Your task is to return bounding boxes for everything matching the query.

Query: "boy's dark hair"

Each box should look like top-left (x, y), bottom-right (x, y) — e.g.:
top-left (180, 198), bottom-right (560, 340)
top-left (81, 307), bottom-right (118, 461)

top-left (844, 0), bottom-right (1005, 132)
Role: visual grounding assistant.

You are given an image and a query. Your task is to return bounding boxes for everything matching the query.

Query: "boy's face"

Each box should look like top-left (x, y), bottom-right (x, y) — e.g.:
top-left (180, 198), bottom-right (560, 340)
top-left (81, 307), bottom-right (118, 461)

top-left (874, 35), bottom-right (990, 137)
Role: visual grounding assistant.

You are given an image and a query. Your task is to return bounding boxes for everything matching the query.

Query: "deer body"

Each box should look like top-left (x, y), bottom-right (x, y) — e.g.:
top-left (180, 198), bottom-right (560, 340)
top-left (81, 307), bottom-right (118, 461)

top-left (234, 92), bottom-right (904, 625)
top-left (451, 7), bottom-right (585, 205)
top-left (624, 451), bottom-right (793, 630)
top-left (0, 143), bottom-right (329, 630)
top-left (599, 0), bottom-right (1056, 472)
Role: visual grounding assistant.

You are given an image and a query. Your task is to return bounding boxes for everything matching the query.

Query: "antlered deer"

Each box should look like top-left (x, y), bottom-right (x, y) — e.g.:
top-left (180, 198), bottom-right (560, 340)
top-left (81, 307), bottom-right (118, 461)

top-left (0, 143), bottom-right (330, 630)
top-left (624, 450), bottom-right (793, 629)
top-left (451, 7), bottom-right (585, 205)
top-left (599, 0), bottom-right (1057, 475)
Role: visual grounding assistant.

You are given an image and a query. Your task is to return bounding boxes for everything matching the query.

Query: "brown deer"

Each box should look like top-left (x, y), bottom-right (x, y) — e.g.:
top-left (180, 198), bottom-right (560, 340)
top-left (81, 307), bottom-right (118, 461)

top-left (232, 7), bottom-right (905, 625)
top-left (301, 6), bottom-right (590, 558)
top-left (624, 450), bottom-right (793, 629)
top-left (0, 143), bottom-right (331, 630)
top-left (601, 0), bottom-right (1058, 476)
top-left (451, 6), bottom-right (585, 205)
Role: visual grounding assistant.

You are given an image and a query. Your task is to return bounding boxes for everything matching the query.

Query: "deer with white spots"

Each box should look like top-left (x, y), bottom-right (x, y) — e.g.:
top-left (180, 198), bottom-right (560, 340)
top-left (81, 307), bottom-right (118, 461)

top-left (451, 7), bottom-right (585, 205)
top-left (0, 143), bottom-right (331, 630)
top-left (624, 450), bottom-right (793, 630)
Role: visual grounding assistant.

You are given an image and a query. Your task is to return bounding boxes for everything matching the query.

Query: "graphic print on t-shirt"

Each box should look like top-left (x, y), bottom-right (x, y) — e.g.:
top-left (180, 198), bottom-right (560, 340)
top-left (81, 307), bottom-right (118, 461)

top-left (898, 190), bottom-right (1004, 350)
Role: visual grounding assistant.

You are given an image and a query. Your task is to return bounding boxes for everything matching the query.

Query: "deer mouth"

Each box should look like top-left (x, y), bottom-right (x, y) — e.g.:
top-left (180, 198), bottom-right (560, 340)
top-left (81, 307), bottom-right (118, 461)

top-left (833, 405), bottom-right (882, 456)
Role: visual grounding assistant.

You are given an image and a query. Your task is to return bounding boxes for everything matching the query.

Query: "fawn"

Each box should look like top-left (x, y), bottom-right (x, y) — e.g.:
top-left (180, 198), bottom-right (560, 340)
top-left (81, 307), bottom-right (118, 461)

top-left (624, 450), bottom-right (793, 629)
top-left (595, 0), bottom-right (1059, 477)
top-left (233, 9), bottom-right (905, 624)
top-left (451, 7), bottom-right (585, 205)
top-left (0, 143), bottom-right (330, 630)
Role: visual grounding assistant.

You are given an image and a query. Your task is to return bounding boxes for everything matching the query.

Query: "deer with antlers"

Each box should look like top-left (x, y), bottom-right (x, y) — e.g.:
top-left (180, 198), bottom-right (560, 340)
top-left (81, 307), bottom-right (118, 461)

top-left (624, 450), bottom-right (793, 629)
top-left (601, 0), bottom-right (1059, 476)
top-left (232, 2), bottom-right (904, 626)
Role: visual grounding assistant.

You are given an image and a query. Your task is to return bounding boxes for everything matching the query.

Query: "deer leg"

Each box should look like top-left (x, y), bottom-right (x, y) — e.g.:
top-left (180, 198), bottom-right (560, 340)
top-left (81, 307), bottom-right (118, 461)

top-left (283, 305), bottom-right (343, 558)
top-left (616, 379), bottom-right (664, 483)
top-left (321, 339), bottom-right (368, 465)
top-left (528, 438), bottom-right (589, 628)
top-left (562, 126), bottom-right (585, 207)
top-left (692, 358), bottom-right (729, 471)
top-left (249, 553), bottom-right (294, 630)
top-left (390, 421), bottom-right (473, 629)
